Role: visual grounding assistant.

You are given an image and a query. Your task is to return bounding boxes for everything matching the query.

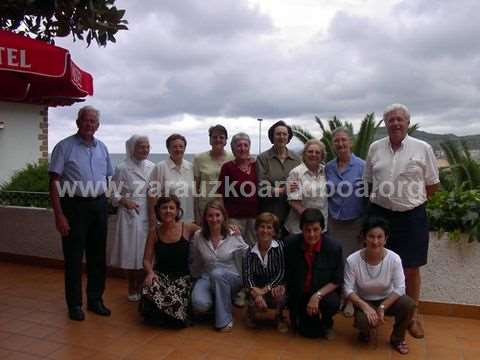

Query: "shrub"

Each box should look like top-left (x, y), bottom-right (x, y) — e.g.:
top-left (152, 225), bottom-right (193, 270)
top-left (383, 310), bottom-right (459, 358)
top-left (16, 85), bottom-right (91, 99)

top-left (427, 189), bottom-right (480, 242)
top-left (0, 162), bottom-right (49, 208)
top-left (1, 162), bottom-right (49, 192)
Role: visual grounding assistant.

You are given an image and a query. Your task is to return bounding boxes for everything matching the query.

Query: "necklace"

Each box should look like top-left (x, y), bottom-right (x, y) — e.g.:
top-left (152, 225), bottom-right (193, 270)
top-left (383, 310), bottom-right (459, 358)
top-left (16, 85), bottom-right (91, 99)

top-left (237, 162), bottom-right (250, 173)
top-left (362, 249), bottom-right (385, 279)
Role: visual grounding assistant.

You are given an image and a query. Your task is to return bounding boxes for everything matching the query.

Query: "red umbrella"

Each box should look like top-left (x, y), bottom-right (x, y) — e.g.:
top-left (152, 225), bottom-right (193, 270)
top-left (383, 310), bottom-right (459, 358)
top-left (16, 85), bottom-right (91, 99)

top-left (0, 30), bottom-right (93, 106)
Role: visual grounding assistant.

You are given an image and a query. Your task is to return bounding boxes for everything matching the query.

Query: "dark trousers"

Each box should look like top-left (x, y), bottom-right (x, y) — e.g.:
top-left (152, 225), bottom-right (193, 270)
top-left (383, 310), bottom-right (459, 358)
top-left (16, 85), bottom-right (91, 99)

top-left (354, 295), bottom-right (416, 341)
top-left (294, 291), bottom-right (340, 338)
top-left (247, 291), bottom-right (287, 320)
top-left (61, 196), bottom-right (108, 308)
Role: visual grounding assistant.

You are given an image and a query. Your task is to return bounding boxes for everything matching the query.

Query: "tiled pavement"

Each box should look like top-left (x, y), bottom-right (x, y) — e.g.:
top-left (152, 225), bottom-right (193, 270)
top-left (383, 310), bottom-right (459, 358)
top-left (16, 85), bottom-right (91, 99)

top-left (1, 262), bottom-right (479, 359)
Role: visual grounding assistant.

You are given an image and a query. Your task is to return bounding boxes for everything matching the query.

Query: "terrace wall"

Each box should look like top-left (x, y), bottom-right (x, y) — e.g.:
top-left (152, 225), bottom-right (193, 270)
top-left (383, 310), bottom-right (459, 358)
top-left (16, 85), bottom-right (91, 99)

top-left (1, 206), bottom-right (479, 308)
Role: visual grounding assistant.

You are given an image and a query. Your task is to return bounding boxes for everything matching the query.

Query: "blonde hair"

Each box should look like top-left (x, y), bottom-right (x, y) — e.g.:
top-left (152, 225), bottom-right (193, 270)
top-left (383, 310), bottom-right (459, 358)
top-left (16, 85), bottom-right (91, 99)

top-left (302, 139), bottom-right (326, 163)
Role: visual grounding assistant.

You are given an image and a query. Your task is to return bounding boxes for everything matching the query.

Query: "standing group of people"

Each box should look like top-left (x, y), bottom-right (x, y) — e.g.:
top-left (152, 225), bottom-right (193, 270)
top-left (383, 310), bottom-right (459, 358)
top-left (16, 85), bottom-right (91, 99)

top-left (48, 103), bottom-right (439, 355)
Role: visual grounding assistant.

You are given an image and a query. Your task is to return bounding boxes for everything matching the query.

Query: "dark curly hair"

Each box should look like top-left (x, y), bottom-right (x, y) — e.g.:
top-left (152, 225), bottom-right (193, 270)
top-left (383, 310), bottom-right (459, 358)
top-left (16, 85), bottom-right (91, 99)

top-left (268, 120), bottom-right (293, 144)
top-left (154, 195), bottom-right (184, 222)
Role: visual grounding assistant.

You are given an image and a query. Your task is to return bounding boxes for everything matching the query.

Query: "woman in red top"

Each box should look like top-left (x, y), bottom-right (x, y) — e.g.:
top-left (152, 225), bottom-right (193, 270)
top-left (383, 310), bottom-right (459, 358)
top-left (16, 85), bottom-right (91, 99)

top-left (217, 132), bottom-right (258, 246)
top-left (285, 208), bottom-right (344, 339)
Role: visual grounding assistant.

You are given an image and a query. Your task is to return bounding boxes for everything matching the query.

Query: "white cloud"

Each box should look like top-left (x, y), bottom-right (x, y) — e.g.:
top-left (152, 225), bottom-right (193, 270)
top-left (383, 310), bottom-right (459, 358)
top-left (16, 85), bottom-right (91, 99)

top-left (49, 0), bottom-right (480, 154)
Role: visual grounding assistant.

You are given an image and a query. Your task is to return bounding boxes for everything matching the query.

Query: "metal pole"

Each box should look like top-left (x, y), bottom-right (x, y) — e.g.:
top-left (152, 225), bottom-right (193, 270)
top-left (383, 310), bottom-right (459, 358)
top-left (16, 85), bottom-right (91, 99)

top-left (257, 118), bottom-right (263, 154)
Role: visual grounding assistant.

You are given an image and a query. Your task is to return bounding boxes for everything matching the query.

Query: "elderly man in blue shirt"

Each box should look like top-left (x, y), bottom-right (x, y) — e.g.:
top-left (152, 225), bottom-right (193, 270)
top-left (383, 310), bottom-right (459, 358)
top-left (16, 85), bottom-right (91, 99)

top-left (325, 127), bottom-right (366, 317)
top-left (49, 106), bottom-right (113, 321)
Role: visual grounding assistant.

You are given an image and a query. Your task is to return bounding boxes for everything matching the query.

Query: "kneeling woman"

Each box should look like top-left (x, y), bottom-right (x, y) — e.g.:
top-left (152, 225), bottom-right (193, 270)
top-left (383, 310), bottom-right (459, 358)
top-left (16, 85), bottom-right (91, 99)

top-left (243, 212), bottom-right (287, 332)
top-left (285, 208), bottom-right (343, 339)
top-left (190, 200), bottom-right (249, 331)
top-left (344, 217), bottom-right (415, 355)
top-left (141, 195), bottom-right (199, 326)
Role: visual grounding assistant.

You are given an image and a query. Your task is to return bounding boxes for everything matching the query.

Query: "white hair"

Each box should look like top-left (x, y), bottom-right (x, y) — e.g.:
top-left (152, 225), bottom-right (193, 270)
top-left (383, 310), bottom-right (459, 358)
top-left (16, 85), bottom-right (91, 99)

top-left (230, 132), bottom-right (251, 151)
top-left (383, 103), bottom-right (410, 122)
top-left (332, 126), bottom-right (353, 139)
top-left (126, 135), bottom-right (149, 161)
top-left (77, 105), bottom-right (100, 122)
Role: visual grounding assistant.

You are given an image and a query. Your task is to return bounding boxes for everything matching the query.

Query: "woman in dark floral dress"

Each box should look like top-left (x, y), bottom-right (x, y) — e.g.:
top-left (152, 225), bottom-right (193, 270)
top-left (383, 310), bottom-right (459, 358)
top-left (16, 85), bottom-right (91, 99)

top-left (140, 195), bottom-right (199, 326)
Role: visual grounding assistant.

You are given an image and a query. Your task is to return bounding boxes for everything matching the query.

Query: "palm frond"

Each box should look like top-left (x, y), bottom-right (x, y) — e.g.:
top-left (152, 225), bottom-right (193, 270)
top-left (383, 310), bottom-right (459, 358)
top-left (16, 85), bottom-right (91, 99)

top-left (408, 123), bottom-right (419, 135)
top-left (440, 140), bottom-right (480, 190)
top-left (292, 126), bottom-right (314, 144)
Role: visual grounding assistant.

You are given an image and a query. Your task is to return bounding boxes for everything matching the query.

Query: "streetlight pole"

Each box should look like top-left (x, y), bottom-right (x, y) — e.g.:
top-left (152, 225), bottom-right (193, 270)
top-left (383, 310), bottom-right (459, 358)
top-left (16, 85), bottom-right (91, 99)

top-left (257, 118), bottom-right (263, 154)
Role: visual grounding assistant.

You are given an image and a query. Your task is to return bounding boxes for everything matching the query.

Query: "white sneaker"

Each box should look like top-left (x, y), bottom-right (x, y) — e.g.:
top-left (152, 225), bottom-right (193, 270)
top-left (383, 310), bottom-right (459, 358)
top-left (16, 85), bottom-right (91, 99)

top-left (219, 320), bottom-right (234, 332)
top-left (128, 293), bottom-right (141, 302)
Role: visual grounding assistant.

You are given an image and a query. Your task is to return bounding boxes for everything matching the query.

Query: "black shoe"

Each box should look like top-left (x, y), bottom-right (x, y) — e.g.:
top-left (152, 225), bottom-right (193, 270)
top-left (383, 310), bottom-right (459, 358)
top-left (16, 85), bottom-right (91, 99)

top-left (87, 301), bottom-right (111, 316)
top-left (68, 306), bottom-right (85, 321)
top-left (357, 332), bottom-right (370, 343)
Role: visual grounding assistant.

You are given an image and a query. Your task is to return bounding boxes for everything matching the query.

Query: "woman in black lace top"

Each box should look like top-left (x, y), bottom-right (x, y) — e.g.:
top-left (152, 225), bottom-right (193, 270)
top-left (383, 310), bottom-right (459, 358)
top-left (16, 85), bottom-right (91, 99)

top-left (141, 195), bottom-right (199, 326)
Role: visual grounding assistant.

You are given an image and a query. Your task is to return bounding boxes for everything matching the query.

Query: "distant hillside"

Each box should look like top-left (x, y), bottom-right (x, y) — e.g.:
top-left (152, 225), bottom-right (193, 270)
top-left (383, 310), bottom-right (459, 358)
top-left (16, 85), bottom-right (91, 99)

top-left (374, 128), bottom-right (480, 151)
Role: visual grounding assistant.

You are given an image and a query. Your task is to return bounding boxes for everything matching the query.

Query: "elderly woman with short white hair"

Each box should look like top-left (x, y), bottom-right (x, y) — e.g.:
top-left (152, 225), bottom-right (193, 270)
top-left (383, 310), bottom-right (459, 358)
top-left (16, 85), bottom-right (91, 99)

top-left (284, 139), bottom-right (329, 235)
top-left (217, 132), bottom-right (259, 246)
top-left (109, 135), bottom-right (155, 301)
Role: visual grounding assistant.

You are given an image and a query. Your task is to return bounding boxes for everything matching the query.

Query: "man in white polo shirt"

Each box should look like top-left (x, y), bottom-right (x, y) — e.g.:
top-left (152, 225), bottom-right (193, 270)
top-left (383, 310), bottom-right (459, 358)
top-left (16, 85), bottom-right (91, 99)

top-left (364, 103), bottom-right (439, 339)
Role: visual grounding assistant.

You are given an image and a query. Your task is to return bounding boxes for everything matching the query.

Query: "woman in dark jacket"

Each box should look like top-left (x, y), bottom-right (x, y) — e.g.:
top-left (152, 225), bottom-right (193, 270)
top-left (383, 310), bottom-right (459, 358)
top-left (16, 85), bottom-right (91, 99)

top-left (285, 208), bottom-right (343, 339)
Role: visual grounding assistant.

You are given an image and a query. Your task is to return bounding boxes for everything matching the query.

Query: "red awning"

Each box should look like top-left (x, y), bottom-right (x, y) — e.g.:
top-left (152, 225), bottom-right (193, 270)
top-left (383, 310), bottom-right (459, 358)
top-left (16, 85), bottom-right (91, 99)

top-left (0, 30), bottom-right (93, 107)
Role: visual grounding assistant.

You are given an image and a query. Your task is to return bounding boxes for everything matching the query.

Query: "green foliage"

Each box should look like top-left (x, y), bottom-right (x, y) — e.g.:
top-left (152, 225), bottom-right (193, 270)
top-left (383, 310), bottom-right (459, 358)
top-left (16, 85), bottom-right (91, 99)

top-left (439, 140), bottom-right (480, 191)
top-left (427, 190), bottom-right (480, 242)
top-left (0, 0), bottom-right (128, 46)
top-left (351, 113), bottom-right (383, 160)
top-left (291, 125), bottom-right (314, 144)
top-left (1, 162), bottom-right (49, 192)
top-left (0, 162), bottom-right (49, 207)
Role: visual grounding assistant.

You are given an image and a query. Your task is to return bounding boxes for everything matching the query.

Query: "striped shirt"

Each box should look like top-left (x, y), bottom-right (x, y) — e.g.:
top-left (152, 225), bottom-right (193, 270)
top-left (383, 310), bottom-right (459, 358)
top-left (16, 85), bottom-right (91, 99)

top-left (243, 240), bottom-right (285, 288)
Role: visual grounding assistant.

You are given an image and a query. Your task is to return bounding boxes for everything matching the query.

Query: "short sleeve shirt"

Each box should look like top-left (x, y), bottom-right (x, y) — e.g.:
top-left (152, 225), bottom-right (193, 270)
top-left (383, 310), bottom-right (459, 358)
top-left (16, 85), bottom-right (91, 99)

top-left (285, 163), bottom-right (328, 234)
top-left (48, 134), bottom-right (113, 197)
top-left (364, 135), bottom-right (439, 211)
top-left (325, 154), bottom-right (366, 221)
top-left (193, 151), bottom-right (234, 218)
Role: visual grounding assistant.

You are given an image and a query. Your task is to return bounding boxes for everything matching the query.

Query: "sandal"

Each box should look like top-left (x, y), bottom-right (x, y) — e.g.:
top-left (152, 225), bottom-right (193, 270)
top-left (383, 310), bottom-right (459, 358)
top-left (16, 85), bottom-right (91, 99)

top-left (390, 339), bottom-right (409, 355)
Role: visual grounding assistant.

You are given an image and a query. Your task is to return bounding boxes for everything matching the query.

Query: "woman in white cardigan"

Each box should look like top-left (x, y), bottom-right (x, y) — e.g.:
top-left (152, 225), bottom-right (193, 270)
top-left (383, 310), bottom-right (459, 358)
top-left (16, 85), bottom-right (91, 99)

top-left (344, 217), bottom-right (415, 355)
top-left (109, 135), bottom-right (155, 301)
top-left (190, 200), bottom-right (248, 332)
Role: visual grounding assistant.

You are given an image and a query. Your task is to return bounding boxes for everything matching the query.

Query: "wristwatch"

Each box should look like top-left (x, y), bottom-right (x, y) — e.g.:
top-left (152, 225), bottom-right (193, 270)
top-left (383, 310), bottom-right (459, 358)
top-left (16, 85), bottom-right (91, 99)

top-left (379, 304), bottom-right (385, 310)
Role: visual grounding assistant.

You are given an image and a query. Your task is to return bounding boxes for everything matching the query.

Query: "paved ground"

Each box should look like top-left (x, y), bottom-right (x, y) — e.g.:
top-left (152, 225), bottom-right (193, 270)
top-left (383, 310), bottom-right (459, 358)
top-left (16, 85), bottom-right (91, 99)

top-left (1, 262), bottom-right (479, 359)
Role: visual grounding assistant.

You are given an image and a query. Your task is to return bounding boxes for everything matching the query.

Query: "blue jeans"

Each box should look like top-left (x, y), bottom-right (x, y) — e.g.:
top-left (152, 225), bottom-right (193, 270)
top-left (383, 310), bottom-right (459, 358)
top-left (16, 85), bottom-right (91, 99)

top-left (191, 268), bottom-right (242, 328)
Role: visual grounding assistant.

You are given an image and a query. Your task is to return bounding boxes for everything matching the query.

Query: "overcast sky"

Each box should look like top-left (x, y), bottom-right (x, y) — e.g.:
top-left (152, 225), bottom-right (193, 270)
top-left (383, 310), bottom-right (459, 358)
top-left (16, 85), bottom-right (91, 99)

top-left (49, 0), bottom-right (480, 153)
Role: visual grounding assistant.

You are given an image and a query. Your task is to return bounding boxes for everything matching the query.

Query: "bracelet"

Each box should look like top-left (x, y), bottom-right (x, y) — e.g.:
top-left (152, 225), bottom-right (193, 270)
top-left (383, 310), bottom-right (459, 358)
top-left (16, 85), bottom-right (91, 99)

top-left (315, 290), bottom-right (323, 298)
top-left (379, 304), bottom-right (385, 310)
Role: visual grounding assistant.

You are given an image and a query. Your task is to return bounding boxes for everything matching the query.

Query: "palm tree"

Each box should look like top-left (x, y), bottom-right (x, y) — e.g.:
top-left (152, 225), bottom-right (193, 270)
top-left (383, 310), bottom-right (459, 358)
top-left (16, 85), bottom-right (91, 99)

top-left (351, 113), bottom-right (382, 160)
top-left (440, 140), bottom-right (480, 191)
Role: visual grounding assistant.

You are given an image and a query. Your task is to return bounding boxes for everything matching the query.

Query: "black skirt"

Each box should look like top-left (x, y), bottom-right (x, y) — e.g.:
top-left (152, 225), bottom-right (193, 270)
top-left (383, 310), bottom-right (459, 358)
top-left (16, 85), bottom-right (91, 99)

top-left (140, 272), bottom-right (192, 327)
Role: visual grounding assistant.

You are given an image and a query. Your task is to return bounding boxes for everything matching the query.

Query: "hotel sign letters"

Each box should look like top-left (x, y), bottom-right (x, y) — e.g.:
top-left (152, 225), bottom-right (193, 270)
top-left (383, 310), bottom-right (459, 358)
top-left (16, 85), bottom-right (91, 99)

top-left (0, 47), bottom-right (32, 69)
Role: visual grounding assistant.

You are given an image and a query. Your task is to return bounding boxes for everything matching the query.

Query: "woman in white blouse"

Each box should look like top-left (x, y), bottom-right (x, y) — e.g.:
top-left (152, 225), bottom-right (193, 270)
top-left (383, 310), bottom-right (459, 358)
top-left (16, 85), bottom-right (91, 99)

top-left (148, 134), bottom-right (194, 226)
top-left (285, 139), bottom-right (328, 234)
top-left (344, 217), bottom-right (415, 355)
top-left (110, 135), bottom-right (155, 301)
